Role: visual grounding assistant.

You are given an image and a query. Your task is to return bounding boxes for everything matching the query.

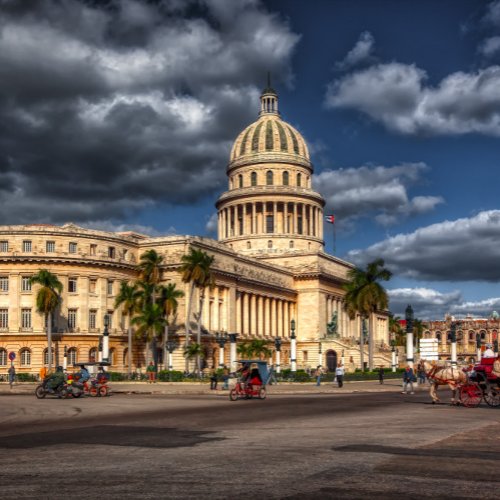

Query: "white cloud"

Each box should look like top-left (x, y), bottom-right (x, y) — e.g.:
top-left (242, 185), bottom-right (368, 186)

top-left (347, 210), bottom-right (500, 282)
top-left (479, 36), bottom-right (500, 57)
top-left (313, 163), bottom-right (443, 227)
top-left (205, 213), bottom-right (218, 234)
top-left (484, 0), bottom-right (500, 27)
top-left (335, 31), bottom-right (375, 70)
top-left (325, 62), bottom-right (500, 136)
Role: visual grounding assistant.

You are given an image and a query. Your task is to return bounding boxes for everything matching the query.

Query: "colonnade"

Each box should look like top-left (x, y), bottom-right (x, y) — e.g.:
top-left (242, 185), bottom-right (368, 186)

top-left (218, 201), bottom-right (323, 240)
top-left (235, 291), bottom-right (294, 338)
top-left (325, 295), bottom-right (355, 338)
top-left (200, 286), bottom-right (228, 333)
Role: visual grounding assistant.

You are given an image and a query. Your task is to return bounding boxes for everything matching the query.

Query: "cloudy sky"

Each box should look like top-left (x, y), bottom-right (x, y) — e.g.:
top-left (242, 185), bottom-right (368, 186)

top-left (1, 0), bottom-right (500, 320)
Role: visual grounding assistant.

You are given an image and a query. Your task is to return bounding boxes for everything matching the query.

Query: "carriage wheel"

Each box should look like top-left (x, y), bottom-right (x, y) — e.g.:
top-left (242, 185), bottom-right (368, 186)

top-left (229, 389), bottom-right (238, 401)
top-left (99, 386), bottom-right (108, 397)
top-left (89, 386), bottom-right (99, 397)
top-left (460, 383), bottom-right (482, 408)
top-left (484, 386), bottom-right (500, 407)
top-left (258, 388), bottom-right (266, 400)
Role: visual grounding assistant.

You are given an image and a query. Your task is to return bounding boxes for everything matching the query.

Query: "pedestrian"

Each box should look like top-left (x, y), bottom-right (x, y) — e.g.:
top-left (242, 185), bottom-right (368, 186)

top-left (8, 364), bottom-right (15, 389)
top-left (146, 361), bottom-right (156, 383)
top-left (378, 366), bottom-right (384, 385)
top-left (39, 365), bottom-right (47, 381)
top-left (335, 363), bottom-right (345, 388)
top-left (315, 365), bottom-right (322, 386)
top-left (222, 366), bottom-right (229, 390)
top-left (210, 369), bottom-right (218, 390)
top-left (402, 365), bottom-right (415, 394)
top-left (417, 363), bottom-right (426, 385)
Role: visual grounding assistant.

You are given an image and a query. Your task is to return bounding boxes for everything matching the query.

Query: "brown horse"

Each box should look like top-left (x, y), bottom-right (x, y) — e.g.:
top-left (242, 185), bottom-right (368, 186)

top-left (421, 360), bottom-right (467, 404)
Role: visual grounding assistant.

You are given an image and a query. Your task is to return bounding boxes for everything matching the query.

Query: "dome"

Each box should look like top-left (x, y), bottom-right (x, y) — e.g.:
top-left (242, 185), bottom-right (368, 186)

top-left (229, 88), bottom-right (311, 168)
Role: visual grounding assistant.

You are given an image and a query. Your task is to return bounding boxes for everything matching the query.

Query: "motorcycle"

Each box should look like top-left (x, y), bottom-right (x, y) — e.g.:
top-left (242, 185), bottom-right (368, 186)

top-left (35, 379), bottom-right (68, 399)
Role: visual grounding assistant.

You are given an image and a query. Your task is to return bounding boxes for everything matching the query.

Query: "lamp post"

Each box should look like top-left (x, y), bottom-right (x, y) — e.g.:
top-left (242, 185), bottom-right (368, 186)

top-left (290, 319), bottom-right (297, 373)
top-left (450, 321), bottom-right (458, 367)
top-left (63, 345), bottom-right (68, 370)
top-left (102, 314), bottom-right (110, 363)
top-left (395, 348), bottom-right (399, 368)
top-left (274, 337), bottom-right (282, 374)
top-left (391, 343), bottom-right (396, 373)
top-left (229, 333), bottom-right (238, 373)
top-left (405, 304), bottom-right (414, 369)
top-left (98, 335), bottom-right (103, 362)
top-left (215, 332), bottom-right (228, 368)
top-left (166, 340), bottom-right (177, 372)
top-left (318, 340), bottom-right (322, 368)
top-left (476, 333), bottom-right (482, 362)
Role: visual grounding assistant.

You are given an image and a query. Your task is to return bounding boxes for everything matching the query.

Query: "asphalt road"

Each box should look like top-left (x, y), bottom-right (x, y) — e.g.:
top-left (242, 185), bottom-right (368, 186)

top-left (0, 391), bottom-right (498, 499)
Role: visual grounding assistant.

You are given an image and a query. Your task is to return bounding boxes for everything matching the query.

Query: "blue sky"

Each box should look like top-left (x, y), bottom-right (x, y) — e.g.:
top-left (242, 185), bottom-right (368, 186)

top-left (1, 0), bottom-right (500, 319)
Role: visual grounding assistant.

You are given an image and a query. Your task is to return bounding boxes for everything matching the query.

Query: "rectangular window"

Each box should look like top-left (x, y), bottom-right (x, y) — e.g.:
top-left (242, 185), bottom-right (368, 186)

top-left (22, 240), bottom-right (32, 252)
top-left (69, 242), bottom-right (77, 254)
top-left (46, 241), bottom-right (55, 252)
top-left (266, 215), bottom-right (274, 233)
top-left (107, 311), bottom-right (113, 328)
top-left (0, 309), bottom-right (8, 328)
top-left (0, 241), bottom-right (8, 252)
top-left (107, 280), bottom-right (113, 296)
top-left (89, 309), bottom-right (97, 330)
top-left (68, 278), bottom-right (77, 293)
top-left (68, 309), bottom-right (77, 330)
top-left (21, 277), bottom-right (32, 292)
top-left (90, 244), bottom-right (97, 256)
top-left (0, 276), bottom-right (8, 292)
top-left (89, 278), bottom-right (97, 294)
top-left (21, 308), bottom-right (31, 329)
top-left (108, 246), bottom-right (116, 258)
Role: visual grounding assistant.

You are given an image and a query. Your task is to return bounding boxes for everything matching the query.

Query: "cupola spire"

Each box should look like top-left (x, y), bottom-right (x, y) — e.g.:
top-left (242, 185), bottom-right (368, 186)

top-left (260, 72), bottom-right (279, 116)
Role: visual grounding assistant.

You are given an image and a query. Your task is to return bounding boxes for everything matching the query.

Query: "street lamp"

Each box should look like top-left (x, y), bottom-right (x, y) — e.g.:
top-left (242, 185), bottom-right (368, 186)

top-left (166, 340), bottom-right (177, 372)
top-left (63, 345), bottom-right (68, 370)
top-left (290, 319), bottom-right (297, 373)
top-left (229, 333), bottom-right (238, 372)
top-left (318, 340), bottom-right (322, 368)
top-left (450, 321), bottom-right (458, 367)
top-left (405, 304), bottom-right (414, 368)
top-left (215, 332), bottom-right (228, 368)
top-left (98, 335), bottom-right (103, 362)
top-left (391, 344), bottom-right (396, 373)
top-left (102, 314), bottom-right (110, 363)
top-left (274, 337), bottom-right (282, 374)
top-left (476, 333), bottom-right (482, 362)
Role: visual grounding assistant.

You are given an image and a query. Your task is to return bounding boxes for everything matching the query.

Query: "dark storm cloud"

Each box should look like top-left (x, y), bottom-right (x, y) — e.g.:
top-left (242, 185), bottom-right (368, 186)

top-left (0, 0), bottom-right (300, 224)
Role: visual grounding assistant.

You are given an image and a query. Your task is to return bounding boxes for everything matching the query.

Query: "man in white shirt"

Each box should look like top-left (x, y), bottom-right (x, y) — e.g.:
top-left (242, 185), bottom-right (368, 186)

top-left (335, 363), bottom-right (345, 388)
top-left (483, 344), bottom-right (495, 358)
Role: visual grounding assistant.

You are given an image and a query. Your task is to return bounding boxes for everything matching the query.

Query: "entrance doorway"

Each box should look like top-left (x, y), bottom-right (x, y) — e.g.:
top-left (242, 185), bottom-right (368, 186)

top-left (326, 350), bottom-right (338, 372)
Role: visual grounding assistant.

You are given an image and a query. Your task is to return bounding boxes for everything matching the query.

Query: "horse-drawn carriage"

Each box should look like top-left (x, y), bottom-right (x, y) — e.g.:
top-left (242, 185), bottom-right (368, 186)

top-left (468, 356), bottom-right (500, 407)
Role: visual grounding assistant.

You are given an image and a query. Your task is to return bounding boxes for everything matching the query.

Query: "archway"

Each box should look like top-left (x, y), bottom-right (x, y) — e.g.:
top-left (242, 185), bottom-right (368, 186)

top-left (326, 350), bottom-right (338, 372)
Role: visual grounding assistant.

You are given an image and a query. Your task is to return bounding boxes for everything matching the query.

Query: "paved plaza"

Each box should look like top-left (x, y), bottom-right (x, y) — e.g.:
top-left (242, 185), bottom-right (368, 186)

top-left (0, 381), bottom-right (498, 499)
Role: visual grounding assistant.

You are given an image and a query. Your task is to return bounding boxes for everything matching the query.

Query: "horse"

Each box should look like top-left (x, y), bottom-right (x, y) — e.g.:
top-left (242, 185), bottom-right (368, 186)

top-left (421, 360), bottom-right (467, 404)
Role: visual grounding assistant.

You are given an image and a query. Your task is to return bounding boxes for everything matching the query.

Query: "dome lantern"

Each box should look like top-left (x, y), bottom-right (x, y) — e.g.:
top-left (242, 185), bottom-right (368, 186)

top-left (259, 73), bottom-right (279, 116)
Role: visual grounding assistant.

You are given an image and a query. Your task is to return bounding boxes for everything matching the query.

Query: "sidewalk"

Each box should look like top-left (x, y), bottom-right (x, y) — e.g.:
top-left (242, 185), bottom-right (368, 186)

top-left (0, 379), bottom-right (429, 396)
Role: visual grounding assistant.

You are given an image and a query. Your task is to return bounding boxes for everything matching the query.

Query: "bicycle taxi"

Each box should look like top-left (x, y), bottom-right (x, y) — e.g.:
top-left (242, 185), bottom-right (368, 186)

top-left (70, 361), bottom-right (111, 397)
top-left (229, 360), bottom-right (273, 401)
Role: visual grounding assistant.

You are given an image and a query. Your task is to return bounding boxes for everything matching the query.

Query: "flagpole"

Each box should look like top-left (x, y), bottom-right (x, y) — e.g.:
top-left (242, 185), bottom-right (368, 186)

top-left (333, 221), bottom-right (336, 255)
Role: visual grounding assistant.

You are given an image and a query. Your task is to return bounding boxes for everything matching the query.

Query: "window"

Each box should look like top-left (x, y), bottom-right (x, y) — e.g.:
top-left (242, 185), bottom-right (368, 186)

top-left (251, 172), bottom-right (257, 186)
top-left (247, 241), bottom-right (251, 249)
top-left (107, 280), bottom-right (113, 296)
top-left (109, 348), bottom-right (116, 366)
top-left (283, 171), bottom-right (289, 185)
top-left (297, 173), bottom-right (302, 187)
top-left (108, 246), bottom-right (116, 258)
top-left (68, 309), bottom-right (77, 330)
top-left (266, 170), bottom-right (273, 185)
top-left (21, 277), bottom-right (32, 292)
top-left (89, 310), bottom-right (97, 330)
top-left (89, 278), bottom-right (97, 294)
top-left (238, 174), bottom-right (243, 188)
top-left (43, 348), bottom-right (55, 366)
top-left (89, 347), bottom-right (97, 362)
top-left (21, 308), bottom-right (31, 329)
top-left (0, 276), bottom-right (8, 292)
top-left (266, 215), bottom-right (274, 233)
top-left (107, 312), bottom-right (113, 328)
top-left (303, 351), bottom-right (308, 363)
top-left (68, 278), bottom-right (77, 293)
top-left (0, 241), bottom-right (8, 252)
top-left (0, 309), bottom-right (8, 329)
top-left (69, 242), bottom-right (77, 253)
top-left (0, 348), bottom-right (6, 366)
top-left (289, 241), bottom-right (294, 249)
top-left (67, 347), bottom-right (77, 365)
top-left (46, 241), bottom-right (55, 252)
top-left (267, 240), bottom-right (273, 249)
top-left (22, 240), bottom-right (32, 252)
top-left (20, 348), bottom-right (31, 366)
top-left (90, 244), bottom-right (97, 256)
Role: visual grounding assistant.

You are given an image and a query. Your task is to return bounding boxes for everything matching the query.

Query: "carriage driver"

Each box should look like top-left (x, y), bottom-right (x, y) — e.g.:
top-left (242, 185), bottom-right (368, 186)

top-left (483, 344), bottom-right (495, 358)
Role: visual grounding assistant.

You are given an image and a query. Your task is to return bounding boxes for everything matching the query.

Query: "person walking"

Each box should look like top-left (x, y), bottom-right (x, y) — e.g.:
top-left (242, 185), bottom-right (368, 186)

top-left (146, 361), bottom-right (156, 383)
top-left (378, 366), bottom-right (385, 385)
top-left (335, 363), bottom-right (345, 388)
top-left (210, 369), bottom-right (218, 390)
top-left (315, 365), bottom-right (322, 386)
top-left (417, 363), bottom-right (426, 385)
top-left (221, 366), bottom-right (230, 390)
top-left (8, 364), bottom-right (15, 389)
top-left (402, 365), bottom-right (415, 394)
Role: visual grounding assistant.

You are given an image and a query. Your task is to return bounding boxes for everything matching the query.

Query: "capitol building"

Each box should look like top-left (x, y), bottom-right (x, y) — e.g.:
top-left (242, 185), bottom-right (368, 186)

top-left (0, 86), bottom-right (392, 375)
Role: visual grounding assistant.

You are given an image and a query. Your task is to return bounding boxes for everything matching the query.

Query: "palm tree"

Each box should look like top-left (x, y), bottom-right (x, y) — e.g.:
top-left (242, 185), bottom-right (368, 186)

top-left (343, 258), bottom-right (392, 371)
top-left (183, 342), bottom-right (205, 372)
top-left (158, 283), bottom-right (184, 369)
top-left (30, 269), bottom-right (63, 372)
top-left (115, 281), bottom-right (141, 379)
top-left (413, 318), bottom-right (424, 348)
top-left (138, 249), bottom-right (163, 304)
top-left (131, 302), bottom-right (166, 367)
top-left (180, 247), bottom-right (215, 373)
top-left (237, 342), bottom-right (253, 359)
top-left (389, 314), bottom-right (404, 346)
top-left (247, 339), bottom-right (272, 360)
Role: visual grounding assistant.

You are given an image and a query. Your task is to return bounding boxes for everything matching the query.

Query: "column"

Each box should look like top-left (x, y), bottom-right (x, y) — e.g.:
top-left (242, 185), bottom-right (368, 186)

top-left (242, 293), bottom-right (249, 336)
top-left (273, 202), bottom-right (277, 233)
top-left (265, 297), bottom-right (271, 336)
top-left (236, 292), bottom-right (242, 334)
top-left (292, 203), bottom-right (296, 234)
top-left (257, 296), bottom-right (264, 336)
top-left (277, 300), bottom-right (283, 338)
top-left (261, 202), bottom-right (266, 233)
top-left (284, 301), bottom-right (289, 338)
top-left (284, 202), bottom-right (289, 234)
top-left (308, 205), bottom-right (312, 236)
top-left (213, 287), bottom-right (219, 331)
top-left (250, 294), bottom-right (257, 337)
top-left (252, 203), bottom-right (256, 234)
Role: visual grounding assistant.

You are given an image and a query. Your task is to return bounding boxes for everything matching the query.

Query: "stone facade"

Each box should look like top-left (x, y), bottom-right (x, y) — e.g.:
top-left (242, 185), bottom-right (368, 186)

top-left (0, 87), bottom-right (391, 376)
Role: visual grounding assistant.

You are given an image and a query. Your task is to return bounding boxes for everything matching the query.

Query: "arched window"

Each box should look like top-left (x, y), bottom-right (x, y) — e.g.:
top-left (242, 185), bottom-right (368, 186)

top-left (238, 174), bottom-right (243, 188)
top-left (436, 332), bottom-right (441, 341)
top-left (289, 241), bottom-right (294, 249)
top-left (266, 170), bottom-right (273, 185)
top-left (123, 348), bottom-right (129, 366)
top-left (251, 171), bottom-right (257, 186)
top-left (109, 348), bottom-right (116, 366)
top-left (268, 240), bottom-right (273, 249)
top-left (0, 348), bottom-right (7, 366)
top-left (43, 348), bottom-right (55, 366)
top-left (480, 331), bottom-right (486, 340)
top-left (297, 173), bottom-right (302, 187)
top-left (246, 241), bottom-right (251, 249)
top-left (283, 171), bottom-right (289, 186)
top-left (67, 347), bottom-right (77, 366)
top-left (89, 347), bottom-right (97, 362)
top-left (469, 331), bottom-right (475, 341)
top-left (20, 348), bottom-right (31, 366)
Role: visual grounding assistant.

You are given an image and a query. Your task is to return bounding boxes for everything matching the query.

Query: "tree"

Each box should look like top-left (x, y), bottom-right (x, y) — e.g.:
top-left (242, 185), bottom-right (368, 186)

top-left (180, 247), bottom-right (215, 373)
top-left (183, 342), bottom-right (205, 371)
top-left (343, 258), bottom-right (392, 371)
top-left (115, 281), bottom-right (141, 379)
top-left (138, 249), bottom-right (163, 304)
top-left (131, 303), bottom-right (166, 367)
top-left (158, 283), bottom-right (184, 369)
top-left (30, 269), bottom-right (63, 372)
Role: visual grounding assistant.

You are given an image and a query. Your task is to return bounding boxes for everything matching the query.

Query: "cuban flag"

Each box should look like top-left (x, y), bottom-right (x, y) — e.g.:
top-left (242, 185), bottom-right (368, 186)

top-left (325, 215), bottom-right (335, 224)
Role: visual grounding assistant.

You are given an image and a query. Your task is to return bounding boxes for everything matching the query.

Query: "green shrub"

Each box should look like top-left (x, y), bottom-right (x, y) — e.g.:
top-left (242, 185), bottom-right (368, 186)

top-left (16, 373), bottom-right (38, 382)
top-left (158, 370), bottom-right (184, 382)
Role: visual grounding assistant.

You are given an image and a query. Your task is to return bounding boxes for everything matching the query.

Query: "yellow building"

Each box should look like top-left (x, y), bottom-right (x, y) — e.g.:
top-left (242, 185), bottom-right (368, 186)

top-left (0, 86), bottom-right (391, 376)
